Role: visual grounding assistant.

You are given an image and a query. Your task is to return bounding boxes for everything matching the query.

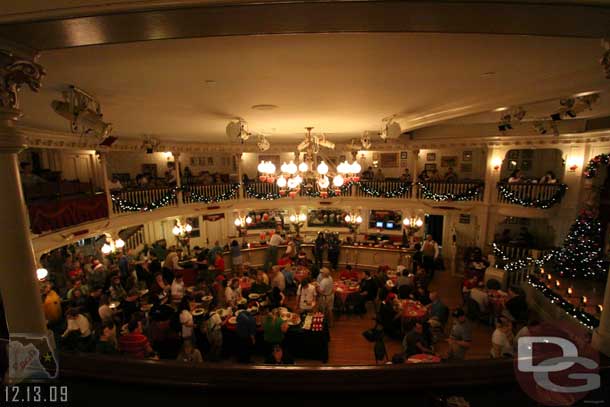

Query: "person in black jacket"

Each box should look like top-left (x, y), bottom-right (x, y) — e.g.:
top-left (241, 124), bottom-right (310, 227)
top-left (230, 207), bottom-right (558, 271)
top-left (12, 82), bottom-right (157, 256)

top-left (355, 270), bottom-right (378, 314)
top-left (505, 286), bottom-right (528, 322)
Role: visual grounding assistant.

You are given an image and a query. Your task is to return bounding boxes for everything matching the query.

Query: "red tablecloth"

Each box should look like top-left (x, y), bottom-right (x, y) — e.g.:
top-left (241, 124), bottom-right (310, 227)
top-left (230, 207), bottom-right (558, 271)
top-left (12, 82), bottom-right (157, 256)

top-left (333, 281), bottom-right (360, 303)
top-left (401, 299), bottom-right (427, 320)
top-left (406, 354), bottom-right (441, 364)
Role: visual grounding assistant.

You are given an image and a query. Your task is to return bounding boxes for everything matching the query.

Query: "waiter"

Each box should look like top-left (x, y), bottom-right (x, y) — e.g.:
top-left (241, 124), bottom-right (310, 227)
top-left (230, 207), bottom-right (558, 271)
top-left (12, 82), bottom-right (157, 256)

top-left (421, 234), bottom-right (439, 278)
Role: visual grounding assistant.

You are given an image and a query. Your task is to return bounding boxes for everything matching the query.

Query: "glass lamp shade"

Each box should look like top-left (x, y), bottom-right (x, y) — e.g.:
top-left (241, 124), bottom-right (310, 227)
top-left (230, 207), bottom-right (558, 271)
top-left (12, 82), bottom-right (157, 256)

top-left (172, 225), bottom-right (182, 236)
top-left (294, 175), bottom-right (303, 185)
top-left (185, 224), bottom-right (193, 233)
top-left (298, 213), bottom-right (307, 222)
top-left (289, 214), bottom-right (297, 223)
top-left (351, 161), bottom-right (362, 174)
top-left (318, 175), bottom-right (330, 189)
top-left (268, 162), bottom-right (276, 173)
top-left (337, 161), bottom-right (348, 174)
top-left (403, 218), bottom-right (411, 226)
top-left (287, 178), bottom-right (299, 189)
top-left (355, 215), bottom-right (363, 224)
top-left (345, 215), bottom-right (352, 223)
top-left (277, 176), bottom-right (287, 188)
top-left (101, 243), bottom-right (112, 254)
top-left (280, 162), bottom-right (289, 173)
top-left (245, 216), bottom-right (252, 224)
top-left (332, 174), bottom-right (344, 187)
top-left (234, 218), bottom-right (243, 227)
top-left (317, 161), bottom-right (329, 175)
top-left (298, 162), bottom-right (309, 172)
top-left (257, 161), bottom-right (265, 173)
top-left (36, 267), bottom-right (48, 281)
top-left (415, 218), bottom-right (424, 227)
top-left (287, 161), bottom-right (298, 175)
top-left (114, 238), bottom-right (125, 248)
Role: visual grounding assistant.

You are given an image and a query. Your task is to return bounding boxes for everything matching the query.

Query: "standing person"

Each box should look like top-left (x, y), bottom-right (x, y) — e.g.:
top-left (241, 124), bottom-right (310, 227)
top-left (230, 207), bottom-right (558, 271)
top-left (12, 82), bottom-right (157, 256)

top-left (42, 282), bottom-right (62, 327)
top-left (316, 268), bottom-right (334, 326)
top-left (207, 241), bottom-right (223, 265)
top-left (214, 252), bottom-right (225, 274)
top-left (236, 308), bottom-right (257, 363)
top-left (490, 316), bottom-right (514, 359)
top-left (447, 309), bottom-right (472, 360)
top-left (296, 278), bottom-right (317, 314)
top-left (202, 311), bottom-right (223, 362)
top-left (170, 271), bottom-right (185, 304)
top-left (230, 240), bottom-right (243, 274)
top-left (284, 236), bottom-right (296, 260)
top-left (421, 235), bottom-right (439, 278)
top-left (313, 232), bottom-right (326, 270)
top-left (262, 308), bottom-right (288, 356)
top-left (403, 321), bottom-right (434, 357)
top-left (264, 232), bottom-right (285, 271)
top-left (178, 298), bottom-right (194, 341)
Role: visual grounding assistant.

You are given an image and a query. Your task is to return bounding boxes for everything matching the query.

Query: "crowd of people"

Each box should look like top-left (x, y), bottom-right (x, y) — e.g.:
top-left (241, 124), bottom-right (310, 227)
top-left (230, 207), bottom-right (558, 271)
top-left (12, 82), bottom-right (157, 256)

top-left (506, 169), bottom-right (558, 184)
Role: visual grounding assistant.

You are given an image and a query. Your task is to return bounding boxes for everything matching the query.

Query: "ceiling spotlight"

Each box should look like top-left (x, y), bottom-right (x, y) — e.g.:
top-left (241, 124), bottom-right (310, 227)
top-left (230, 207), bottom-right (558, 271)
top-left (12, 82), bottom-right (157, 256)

top-left (533, 121), bottom-right (547, 135)
top-left (577, 93), bottom-right (600, 110)
top-left (512, 107), bottom-right (526, 122)
top-left (498, 113), bottom-right (512, 132)
top-left (360, 133), bottom-right (372, 149)
top-left (550, 113), bottom-right (562, 121)
top-left (550, 122), bottom-right (560, 137)
top-left (256, 134), bottom-right (270, 152)
top-left (141, 135), bottom-right (160, 154)
top-left (226, 119), bottom-right (250, 143)
top-left (380, 125), bottom-right (388, 141)
top-left (600, 38), bottom-right (610, 78)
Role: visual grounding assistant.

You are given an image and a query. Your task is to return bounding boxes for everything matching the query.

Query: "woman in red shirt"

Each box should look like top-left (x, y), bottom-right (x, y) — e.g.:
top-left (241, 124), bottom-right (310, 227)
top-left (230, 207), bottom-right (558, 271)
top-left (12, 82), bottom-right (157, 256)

top-left (214, 252), bottom-right (225, 273)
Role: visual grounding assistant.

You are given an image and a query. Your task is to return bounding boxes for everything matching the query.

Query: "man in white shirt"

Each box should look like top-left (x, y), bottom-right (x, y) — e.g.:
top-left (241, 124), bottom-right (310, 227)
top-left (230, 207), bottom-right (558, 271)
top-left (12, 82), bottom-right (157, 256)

top-left (316, 268), bottom-right (334, 324)
top-left (171, 273), bottom-right (185, 303)
top-left (270, 265), bottom-right (286, 292)
top-left (265, 232), bottom-right (285, 271)
top-left (296, 278), bottom-right (317, 313)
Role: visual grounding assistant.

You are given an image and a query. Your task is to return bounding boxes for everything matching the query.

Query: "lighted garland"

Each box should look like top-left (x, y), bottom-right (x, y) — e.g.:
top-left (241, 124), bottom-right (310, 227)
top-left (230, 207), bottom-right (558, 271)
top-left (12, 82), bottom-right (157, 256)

top-left (417, 182), bottom-right (483, 202)
top-left (111, 188), bottom-right (178, 212)
top-left (527, 276), bottom-right (599, 330)
top-left (358, 181), bottom-right (413, 198)
top-left (496, 183), bottom-right (567, 209)
top-left (584, 153), bottom-right (610, 178)
top-left (302, 181), bottom-right (354, 198)
top-left (244, 182), bottom-right (282, 200)
top-left (183, 183), bottom-right (240, 203)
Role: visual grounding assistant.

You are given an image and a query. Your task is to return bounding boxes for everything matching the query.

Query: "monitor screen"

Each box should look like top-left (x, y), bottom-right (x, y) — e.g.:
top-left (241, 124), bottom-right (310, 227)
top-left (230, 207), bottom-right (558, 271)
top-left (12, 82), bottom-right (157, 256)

top-left (386, 222), bottom-right (394, 229)
top-left (375, 221), bottom-right (384, 228)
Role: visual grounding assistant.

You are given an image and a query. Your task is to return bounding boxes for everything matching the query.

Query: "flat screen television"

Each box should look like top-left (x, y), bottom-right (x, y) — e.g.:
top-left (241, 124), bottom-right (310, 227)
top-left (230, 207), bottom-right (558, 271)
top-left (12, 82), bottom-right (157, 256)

top-left (375, 221), bottom-right (384, 228)
top-left (386, 222), bottom-right (394, 229)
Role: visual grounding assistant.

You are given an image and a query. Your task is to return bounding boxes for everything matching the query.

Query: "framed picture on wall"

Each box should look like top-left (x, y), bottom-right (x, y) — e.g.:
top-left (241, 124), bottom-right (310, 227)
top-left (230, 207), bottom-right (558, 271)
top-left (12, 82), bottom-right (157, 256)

top-left (400, 151), bottom-right (408, 160)
top-left (462, 151), bottom-right (472, 161)
top-left (460, 163), bottom-right (472, 173)
top-left (426, 153), bottom-right (436, 161)
top-left (142, 164), bottom-right (158, 178)
top-left (441, 156), bottom-right (458, 167)
top-left (507, 150), bottom-right (520, 159)
top-left (521, 160), bottom-right (532, 171)
top-left (424, 163), bottom-right (437, 171)
top-left (400, 159), bottom-right (408, 168)
top-left (380, 152), bottom-right (398, 168)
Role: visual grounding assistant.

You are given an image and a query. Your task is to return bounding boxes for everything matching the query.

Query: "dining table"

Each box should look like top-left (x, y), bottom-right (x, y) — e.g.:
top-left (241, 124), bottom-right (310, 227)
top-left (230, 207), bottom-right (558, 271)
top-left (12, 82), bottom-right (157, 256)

top-left (400, 299), bottom-right (428, 321)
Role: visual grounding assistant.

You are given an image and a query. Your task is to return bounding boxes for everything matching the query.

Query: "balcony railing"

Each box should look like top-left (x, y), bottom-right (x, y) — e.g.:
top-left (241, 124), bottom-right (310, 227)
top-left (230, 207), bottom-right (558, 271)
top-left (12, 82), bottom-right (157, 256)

top-left (182, 182), bottom-right (240, 204)
top-left (496, 182), bottom-right (567, 208)
top-left (28, 192), bottom-right (108, 234)
top-left (355, 180), bottom-right (413, 199)
top-left (416, 181), bottom-right (484, 201)
top-left (111, 186), bottom-right (178, 214)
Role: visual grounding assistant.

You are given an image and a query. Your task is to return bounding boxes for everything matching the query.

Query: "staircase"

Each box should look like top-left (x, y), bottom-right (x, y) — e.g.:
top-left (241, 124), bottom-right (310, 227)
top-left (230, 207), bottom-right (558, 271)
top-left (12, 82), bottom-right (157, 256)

top-left (119, 225), bottom-right (145, 252)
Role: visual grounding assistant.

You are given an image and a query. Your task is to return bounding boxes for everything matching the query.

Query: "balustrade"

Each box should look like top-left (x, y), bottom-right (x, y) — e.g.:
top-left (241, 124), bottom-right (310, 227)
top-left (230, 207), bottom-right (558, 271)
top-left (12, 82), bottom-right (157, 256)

top-left (416, 181), bottom-right (484, 201)
top-left (182, 182), bottom-right (240, 204)
top-left (496, 182), bottom-right (567, 208)
top-left (111, 186), bottom-right (178, 214)
top-left (355, 180), bottom-right (412, 199)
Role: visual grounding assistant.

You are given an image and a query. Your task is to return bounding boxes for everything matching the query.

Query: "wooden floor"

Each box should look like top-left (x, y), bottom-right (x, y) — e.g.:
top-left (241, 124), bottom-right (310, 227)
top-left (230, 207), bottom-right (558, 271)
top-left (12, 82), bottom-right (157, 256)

top-left (287, 269), bottom-right (494, 365)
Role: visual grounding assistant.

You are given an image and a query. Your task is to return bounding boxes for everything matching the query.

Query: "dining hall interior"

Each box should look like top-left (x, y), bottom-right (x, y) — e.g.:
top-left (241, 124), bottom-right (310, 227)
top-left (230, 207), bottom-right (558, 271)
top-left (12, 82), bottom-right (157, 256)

top-left (1, 0), bottom-right (610, 405)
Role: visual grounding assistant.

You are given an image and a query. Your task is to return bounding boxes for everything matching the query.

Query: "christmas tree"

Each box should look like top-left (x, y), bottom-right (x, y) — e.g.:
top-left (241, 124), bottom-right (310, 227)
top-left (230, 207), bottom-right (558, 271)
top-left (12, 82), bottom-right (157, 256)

top-left (553, 210), bottom-right (607, 279)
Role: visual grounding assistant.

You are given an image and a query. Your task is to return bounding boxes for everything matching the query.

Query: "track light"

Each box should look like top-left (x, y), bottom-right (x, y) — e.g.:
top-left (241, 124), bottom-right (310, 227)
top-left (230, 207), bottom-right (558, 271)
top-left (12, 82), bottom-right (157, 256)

top-left (550, 113), bottom-right (562, 121)
top-left (533, 121), bottom-right (547, 135)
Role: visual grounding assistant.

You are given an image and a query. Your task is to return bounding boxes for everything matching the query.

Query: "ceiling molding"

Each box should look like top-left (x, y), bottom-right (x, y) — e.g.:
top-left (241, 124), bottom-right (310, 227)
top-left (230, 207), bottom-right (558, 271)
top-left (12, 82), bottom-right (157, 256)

top-left (1, 1), bottom-right (610, 50)
top-left (17, 125), bottom-right (610, 153)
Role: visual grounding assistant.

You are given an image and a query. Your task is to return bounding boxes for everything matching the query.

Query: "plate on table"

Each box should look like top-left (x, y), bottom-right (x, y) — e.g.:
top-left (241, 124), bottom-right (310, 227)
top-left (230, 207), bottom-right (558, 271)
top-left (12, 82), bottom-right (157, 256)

top-left (202, 295), bottom-right (213, 302)
top-left (228, 316), bottom-right (237, 324)
top-left (248, 293), bottom-right (261, 300)
top-left (192, 308), bottom-right (206, 316)
top-left (109, 301), bottom-right (120, 309)
top-left (237, 298), bottom-right (247, 305)
top-left (286, 314), bottom-right (301, 326)
top-left (140, 304), bottom-right (153, 312)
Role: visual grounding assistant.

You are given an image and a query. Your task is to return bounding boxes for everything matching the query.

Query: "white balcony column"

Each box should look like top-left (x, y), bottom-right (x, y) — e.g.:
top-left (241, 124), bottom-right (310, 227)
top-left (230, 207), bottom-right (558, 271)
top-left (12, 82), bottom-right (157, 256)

top-left (173, 151), bottom-right (183, 206)
top-left (592, 265), bottom-right (610, 356)
top-left (0, 48), bottom-right (47, 338)
top-left (410, 149), bottom-right (419, 199)
top-left (236, 152), bottom-right (244, 199)
top-left (98, 151), bottom-right (114, 217)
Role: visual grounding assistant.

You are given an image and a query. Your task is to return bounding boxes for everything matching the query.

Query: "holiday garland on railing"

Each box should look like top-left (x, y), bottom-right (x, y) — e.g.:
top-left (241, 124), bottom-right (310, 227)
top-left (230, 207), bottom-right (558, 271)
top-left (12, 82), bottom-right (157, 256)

top-left (183, 183), bottom-right (240, 203)
top-left (301, 181), bottom-right (354, 198)
top-left (417, 182), bottom-right (483, 201)
top-left (358, 181), bottom-right (412, 198)
top-left (243, 182), bottom-right (282, 200)
top-left (527, 276), bottom-right (599, 330)
top-left (496, 182), bottom-right (567, 209)
top-left (111, 187), bottom-right (179, 212)
top-left (584, 153), bottom-right (610, 178)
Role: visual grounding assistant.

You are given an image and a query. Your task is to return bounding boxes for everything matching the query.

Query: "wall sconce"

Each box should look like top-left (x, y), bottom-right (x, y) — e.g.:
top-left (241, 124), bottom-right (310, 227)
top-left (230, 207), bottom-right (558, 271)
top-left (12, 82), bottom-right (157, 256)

top-left (491, 157), bottom-right (503, 171)
top-left (567, 156), bottom-right (582, 172)
top-left (36, 267), bottom-right (49, 281)
top-left (101, 235), bottom-right (125, 255)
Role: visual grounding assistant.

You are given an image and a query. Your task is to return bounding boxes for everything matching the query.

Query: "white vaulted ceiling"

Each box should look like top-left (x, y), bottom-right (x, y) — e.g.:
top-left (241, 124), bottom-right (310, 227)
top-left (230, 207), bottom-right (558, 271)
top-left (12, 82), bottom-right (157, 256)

top-left (18, 32), bottom-right (610, 144)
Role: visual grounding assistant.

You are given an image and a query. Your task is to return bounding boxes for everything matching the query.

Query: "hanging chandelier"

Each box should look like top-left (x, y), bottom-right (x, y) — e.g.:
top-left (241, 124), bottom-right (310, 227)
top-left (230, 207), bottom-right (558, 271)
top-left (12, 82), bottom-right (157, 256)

top-left (172, 219), bottom-right (193, 237)
top-left (256, 127), bottom-right (362, 197)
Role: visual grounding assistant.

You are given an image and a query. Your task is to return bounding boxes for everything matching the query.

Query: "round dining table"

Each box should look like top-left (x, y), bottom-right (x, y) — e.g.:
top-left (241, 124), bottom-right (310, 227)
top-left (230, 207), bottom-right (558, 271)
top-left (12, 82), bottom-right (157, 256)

top-left (400, 299), bottom-right (427, 320)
